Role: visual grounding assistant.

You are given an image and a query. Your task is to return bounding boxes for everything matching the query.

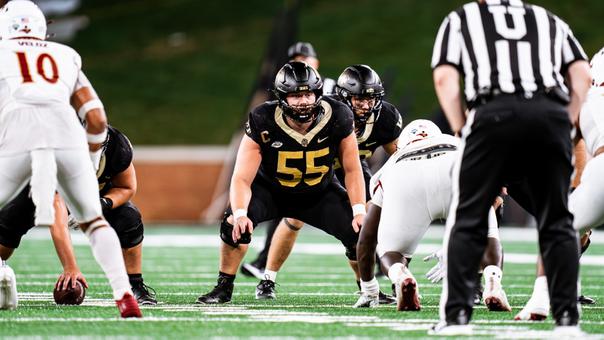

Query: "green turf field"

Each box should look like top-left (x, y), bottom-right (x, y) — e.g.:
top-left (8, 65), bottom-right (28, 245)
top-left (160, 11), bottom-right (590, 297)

top-left (1, 226), bottom-right (603, 338)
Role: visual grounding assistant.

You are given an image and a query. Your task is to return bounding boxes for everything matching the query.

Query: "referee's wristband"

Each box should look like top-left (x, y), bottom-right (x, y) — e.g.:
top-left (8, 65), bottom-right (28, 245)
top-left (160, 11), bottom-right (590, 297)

top-left (233, 209), bottom-right (247, 220)
top-left (352, 204), bottom-right (366, 216)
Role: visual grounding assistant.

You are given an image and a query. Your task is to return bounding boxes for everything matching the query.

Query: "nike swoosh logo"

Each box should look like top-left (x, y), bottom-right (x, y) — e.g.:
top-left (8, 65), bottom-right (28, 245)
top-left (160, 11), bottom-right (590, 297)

top-left (318, 136), bottom-right (329, 143)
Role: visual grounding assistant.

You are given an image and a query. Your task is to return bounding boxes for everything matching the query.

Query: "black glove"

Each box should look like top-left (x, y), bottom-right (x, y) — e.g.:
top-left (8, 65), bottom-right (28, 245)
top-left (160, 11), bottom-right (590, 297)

top-left (100, 197), bottom-right (113, 214)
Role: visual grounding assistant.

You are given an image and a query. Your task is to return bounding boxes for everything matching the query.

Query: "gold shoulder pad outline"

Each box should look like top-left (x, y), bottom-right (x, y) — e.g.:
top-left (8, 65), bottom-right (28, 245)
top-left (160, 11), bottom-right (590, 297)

top-left (275, 100), bottom-right (333, 147)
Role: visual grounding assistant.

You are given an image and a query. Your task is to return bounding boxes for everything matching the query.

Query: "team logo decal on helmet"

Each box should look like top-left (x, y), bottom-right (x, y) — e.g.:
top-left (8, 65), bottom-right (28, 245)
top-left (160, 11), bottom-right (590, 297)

top-left (397, 119), bottom-right (442, 149)
top-left (0, 0), bottom-right (47, 40)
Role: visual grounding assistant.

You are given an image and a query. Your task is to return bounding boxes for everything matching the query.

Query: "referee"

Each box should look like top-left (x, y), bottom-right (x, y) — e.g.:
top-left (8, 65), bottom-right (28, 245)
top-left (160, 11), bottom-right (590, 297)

top-left (430, 0), bottom-right (591, 335)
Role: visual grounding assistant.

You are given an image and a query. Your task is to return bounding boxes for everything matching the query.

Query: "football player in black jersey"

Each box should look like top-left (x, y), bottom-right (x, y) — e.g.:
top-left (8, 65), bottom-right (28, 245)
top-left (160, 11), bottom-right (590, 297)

top-left (76, 125), bottom-right (156, 305)
top-left (243, 65), bottom-right (403, 303)
top-left (240, 42), bottom-right (336, 279)
top-left (197, 61), bottom-right (367, 304)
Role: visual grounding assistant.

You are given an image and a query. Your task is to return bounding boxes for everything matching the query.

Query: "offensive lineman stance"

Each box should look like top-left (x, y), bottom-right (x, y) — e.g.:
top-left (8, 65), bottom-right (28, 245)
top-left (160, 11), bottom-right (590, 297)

top-left (197, 61), bottom-right (366, 304)
top-left (254, 65), bottom-right (402, 302)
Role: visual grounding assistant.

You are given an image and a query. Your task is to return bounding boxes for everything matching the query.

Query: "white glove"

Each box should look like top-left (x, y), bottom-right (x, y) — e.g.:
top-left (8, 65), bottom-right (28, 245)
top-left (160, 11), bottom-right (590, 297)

top-left (423, 249), bottom-right (444, 283)
top-left (67, 214), bottom-right (80, 230)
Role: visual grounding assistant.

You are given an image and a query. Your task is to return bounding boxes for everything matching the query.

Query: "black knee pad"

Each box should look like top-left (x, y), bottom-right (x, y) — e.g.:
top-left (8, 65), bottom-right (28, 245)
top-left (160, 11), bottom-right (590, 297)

top-left (220, 217), bottom-right (252, 248)
top-left (117, 222), bottom-right (144, 249)
top-left (345, 245), bottom-right (357, 261)
top-left (106, 203), bottom-right (144, 249)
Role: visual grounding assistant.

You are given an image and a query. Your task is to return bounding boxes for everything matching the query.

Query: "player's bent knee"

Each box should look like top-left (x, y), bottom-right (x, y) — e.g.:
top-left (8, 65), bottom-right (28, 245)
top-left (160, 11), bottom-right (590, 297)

top-left (345, 246), bottom-right (357, 261)
top-left (219, 217), bottom-right (252, 247)
top-left (283, 218), bottom-right (303, 231)
top-left (116, 222), bottom-right (144, 249)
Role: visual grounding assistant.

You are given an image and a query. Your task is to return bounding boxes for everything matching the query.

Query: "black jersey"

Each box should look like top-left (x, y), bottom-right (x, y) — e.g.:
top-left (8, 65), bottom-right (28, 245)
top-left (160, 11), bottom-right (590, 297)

top-left (334, 100), bottom-right (403, 170)
top-left (245, 96), bottom-right (354, 194)
top-left (355, 101), bottom-right (403, 160)
top-left (98, 126), bottom-right (133, 196)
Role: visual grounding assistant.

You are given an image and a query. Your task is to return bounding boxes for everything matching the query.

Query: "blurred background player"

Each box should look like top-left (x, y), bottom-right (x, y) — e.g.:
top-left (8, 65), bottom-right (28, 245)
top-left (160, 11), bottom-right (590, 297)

top-left (240, 41), bottom-right (336, 278)
top-left (354, 120), bottom-right (507, 312)
top-left (516, 46), bottom-right (604, 321)
top-left (248, 65), bottom-right (402, 304)
top-left (0, 0), bottom-right (140, 317)
top-left (66, 125), bottom-right (156, 305)
top-left (197, 61), bottom-right (366, 304)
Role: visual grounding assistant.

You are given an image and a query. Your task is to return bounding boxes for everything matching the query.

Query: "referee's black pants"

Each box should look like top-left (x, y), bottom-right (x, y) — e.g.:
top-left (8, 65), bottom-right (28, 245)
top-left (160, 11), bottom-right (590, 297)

top-left (444, 94), bottom-right (580, 325)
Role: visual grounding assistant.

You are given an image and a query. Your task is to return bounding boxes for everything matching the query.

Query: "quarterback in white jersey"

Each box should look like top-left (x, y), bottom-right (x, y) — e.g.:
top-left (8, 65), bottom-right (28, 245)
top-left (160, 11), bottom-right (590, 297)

top-left (0, 0), bottom-right (140, 317)
top-left (354, 120), bottom-right (507, 312)
top-left (516, 46), bottom-right (604, 321)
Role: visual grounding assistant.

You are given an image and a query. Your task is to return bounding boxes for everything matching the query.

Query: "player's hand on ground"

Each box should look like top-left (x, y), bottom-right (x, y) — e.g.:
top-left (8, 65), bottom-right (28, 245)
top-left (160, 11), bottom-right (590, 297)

top-left (56, 269), bottom-right (88, 291)
top-left (351, 214), bottom-right (364, 233)
top-left (423, 249), bottom-right (444, 283)
top-left (232, 216), bottom-right (253, 243)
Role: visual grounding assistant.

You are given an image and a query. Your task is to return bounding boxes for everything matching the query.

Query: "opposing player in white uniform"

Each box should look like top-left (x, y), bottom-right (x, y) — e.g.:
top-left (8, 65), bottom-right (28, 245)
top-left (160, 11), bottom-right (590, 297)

top-left (354, 120), bottom-right (508, 312)
top-left (0, 0), bottom-right (140, 317)
top-left (516, 47), bottom-right (604, 321)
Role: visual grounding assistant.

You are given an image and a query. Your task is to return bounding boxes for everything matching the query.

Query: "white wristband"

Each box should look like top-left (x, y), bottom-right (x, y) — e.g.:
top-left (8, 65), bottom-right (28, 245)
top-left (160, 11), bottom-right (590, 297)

top-left (233, 209), bottom-right (247, 220)
top-left (78, 99), bottom-right (104, 120)
top-left (352, 203), bottom-right (366, 216)
top-left (87, 129), bottom-right (108, 144)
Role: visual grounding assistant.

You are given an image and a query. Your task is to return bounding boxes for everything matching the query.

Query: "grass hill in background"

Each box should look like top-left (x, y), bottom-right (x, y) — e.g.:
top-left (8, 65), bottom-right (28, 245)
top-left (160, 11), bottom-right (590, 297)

top-left (69, 0), bottom-right (604, 144)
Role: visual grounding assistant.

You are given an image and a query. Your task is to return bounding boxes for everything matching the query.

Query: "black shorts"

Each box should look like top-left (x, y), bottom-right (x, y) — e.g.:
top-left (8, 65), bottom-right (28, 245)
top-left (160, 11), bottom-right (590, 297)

top-left (0, 187), bottom-right (36, 249)
top-left (238, 176), bottom-right (358, 249)
top-left (105, 201), bottom-right (144, 249)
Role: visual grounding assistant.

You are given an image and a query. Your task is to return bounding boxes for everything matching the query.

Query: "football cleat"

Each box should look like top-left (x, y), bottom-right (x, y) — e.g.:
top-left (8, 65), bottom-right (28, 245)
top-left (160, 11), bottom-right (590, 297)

top-left (255, 279), bottom-right (276, 300)
top-left (514, 295), bottom-right (549, 321)
top-left (353, 292), bottom-right (379, 308)
top-left (428, 321), bottom-right (472, 336)
top-left (483, 275), bottom-right (511, 312)
top-left (394, 267), bottom-right (421, 311)
top-left (378, 291), bottom-right (396, 305)
top-left (131, 281), bottom-right (157, 306)
top-left (578, 295), bottom-right (596, 305)
top-left (0, 261), bottom-right (17, 310)
top-left (196, 278), bottom-right (233, 304)
top-left (240, 261), bottom-right (265, 280)
top-left (116, 293), bottom-right (142, 318)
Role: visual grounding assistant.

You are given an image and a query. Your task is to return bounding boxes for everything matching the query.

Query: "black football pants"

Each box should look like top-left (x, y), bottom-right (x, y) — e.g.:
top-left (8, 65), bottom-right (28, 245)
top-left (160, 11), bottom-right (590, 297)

top-left (444, 95), bottom-right (580, 325)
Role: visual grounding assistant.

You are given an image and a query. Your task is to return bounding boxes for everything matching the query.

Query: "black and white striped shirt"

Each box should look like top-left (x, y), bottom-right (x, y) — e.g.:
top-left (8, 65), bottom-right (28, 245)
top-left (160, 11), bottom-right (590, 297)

top-left (431, 0), bottom-right (587, 103)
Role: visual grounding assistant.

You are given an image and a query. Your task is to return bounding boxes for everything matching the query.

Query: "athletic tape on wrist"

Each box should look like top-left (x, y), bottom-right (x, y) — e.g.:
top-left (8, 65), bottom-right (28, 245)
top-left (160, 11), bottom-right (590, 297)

top-left (87, 129), bottom-right (108, 144)
top-left (352, 203), bottom-right (366, 216)
top-left (233, 209), bottom-right (247, 220)
top-left (78, 99), bottom-right (104, 120)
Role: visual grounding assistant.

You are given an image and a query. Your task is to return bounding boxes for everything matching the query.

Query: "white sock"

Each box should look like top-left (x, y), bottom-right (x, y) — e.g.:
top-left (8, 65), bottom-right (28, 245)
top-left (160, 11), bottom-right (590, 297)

top-left (388, 262), bottom-right (405, 284)
top-left (534, 275), bottom-right (548, 293)
top-left (360, 277), bottom-right (379, 295)
top-left (483, 265), bottom-right (502, 282)
top-left (263, 269), bottom-right (277, 282)
top-left (87, 226), bottom-right (132, 300)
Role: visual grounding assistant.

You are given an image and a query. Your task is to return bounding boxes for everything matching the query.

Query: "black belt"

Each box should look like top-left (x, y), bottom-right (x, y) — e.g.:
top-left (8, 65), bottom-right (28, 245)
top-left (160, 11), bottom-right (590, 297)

top-left (396, 143), bottom-right (457, 162)
top-left (469, 87), bottom-right (570, 109)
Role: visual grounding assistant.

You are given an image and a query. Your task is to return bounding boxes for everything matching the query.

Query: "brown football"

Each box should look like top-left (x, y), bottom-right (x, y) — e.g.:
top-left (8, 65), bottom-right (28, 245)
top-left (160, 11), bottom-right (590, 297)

top-left (53, 280), bottom-right (86, 305)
